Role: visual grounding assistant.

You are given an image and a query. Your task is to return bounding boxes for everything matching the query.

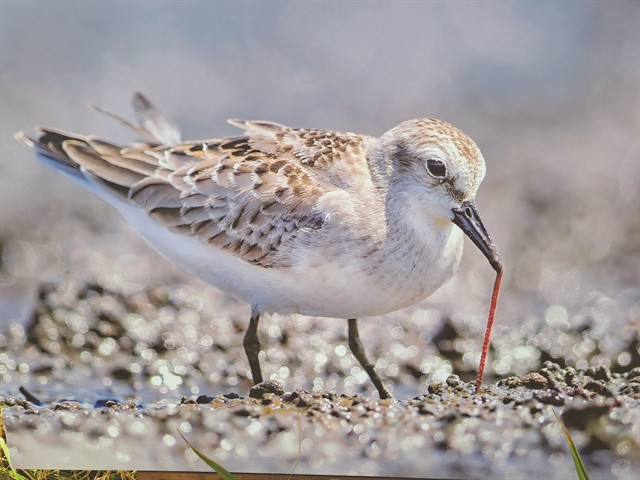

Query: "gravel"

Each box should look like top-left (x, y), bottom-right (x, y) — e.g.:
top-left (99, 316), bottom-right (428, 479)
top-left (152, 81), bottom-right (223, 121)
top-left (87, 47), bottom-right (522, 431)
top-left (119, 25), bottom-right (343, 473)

top-left (1, 279), bottom-right (638, 478)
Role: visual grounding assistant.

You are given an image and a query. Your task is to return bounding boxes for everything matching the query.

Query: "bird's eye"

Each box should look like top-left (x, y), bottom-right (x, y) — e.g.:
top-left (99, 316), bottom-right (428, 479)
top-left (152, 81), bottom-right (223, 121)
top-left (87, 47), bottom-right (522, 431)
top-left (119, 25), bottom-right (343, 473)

top-left (426, 159), bottom-right (446, 178)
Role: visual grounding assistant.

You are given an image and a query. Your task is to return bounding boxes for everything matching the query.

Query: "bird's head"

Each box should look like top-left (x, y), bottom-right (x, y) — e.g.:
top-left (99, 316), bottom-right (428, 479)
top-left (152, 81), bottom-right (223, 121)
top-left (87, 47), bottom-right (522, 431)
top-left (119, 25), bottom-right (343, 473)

top-left (374, 118), bottom-right (502, 273)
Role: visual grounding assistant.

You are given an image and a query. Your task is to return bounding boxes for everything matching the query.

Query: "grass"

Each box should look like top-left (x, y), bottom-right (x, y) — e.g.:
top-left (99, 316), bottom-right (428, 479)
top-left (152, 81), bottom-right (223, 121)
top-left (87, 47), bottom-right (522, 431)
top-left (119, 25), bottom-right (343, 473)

top-left (177, 430), bottom-right (239, 480)
top-left (554, 409), bottom-right (592, 480)
top-left (177, 411), bottom-right (302, 480)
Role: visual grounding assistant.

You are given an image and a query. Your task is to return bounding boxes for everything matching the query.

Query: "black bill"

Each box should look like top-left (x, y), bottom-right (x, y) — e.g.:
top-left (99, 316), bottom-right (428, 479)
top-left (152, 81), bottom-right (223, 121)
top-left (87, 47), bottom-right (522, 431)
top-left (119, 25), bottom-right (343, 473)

top-left (452, 200), bottom-right (503, 273)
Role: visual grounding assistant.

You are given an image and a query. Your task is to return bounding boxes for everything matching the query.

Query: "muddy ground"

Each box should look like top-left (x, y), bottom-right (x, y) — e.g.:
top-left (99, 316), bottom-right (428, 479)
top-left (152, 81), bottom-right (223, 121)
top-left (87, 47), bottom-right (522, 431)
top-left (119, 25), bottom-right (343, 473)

top-left (1, 279), bottom-right (638, 478)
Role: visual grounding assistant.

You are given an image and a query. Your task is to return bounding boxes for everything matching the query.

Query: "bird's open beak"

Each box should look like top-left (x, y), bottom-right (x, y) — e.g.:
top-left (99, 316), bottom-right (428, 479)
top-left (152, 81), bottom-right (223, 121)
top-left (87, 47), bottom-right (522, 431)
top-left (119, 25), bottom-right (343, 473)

top-left (452, 201), bottom-right (502, 273)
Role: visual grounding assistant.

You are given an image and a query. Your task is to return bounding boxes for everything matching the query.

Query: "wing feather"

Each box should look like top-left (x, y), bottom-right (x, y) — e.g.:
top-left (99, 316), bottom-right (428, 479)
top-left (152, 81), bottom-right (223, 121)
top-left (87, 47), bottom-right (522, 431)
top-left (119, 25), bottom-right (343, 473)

top-left (18, 94), bottom-right (380, 267)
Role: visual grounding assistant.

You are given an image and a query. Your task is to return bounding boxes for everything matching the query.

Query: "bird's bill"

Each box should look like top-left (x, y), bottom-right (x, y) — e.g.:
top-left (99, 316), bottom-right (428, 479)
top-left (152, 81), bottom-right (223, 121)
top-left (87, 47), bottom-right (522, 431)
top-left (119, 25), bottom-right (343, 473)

top-left (452, 201), bottom-right (502, 273)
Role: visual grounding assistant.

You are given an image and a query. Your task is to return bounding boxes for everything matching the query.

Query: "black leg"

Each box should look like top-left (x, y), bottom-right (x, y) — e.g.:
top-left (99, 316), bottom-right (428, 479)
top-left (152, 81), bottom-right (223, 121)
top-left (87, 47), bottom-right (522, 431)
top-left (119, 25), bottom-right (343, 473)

top-left (243, 308), bottom-right (263, 384)
top-left (348, 318), bottom-right (392, 399)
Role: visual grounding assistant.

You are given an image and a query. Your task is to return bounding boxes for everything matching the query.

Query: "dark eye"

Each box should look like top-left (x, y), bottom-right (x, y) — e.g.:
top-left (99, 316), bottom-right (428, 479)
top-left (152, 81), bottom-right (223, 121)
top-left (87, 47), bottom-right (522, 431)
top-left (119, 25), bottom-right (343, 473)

top-left (426, 159), bottom-right (446, 178)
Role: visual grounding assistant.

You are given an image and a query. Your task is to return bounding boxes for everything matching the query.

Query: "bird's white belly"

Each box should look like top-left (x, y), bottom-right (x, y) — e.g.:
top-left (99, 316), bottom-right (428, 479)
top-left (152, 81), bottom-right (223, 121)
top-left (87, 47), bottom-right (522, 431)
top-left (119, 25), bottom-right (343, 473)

top-left (145, 230), bottom-right (432, 318)
top-left (106, 191), bottom-right (463, 319)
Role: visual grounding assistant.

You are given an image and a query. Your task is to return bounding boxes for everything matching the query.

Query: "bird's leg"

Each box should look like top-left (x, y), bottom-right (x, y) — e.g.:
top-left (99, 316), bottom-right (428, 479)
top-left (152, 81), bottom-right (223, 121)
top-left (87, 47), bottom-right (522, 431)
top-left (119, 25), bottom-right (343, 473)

top-left (243, 308), bottom-right (263, 384)
top-left (348, 318), bottom-right (392, 399)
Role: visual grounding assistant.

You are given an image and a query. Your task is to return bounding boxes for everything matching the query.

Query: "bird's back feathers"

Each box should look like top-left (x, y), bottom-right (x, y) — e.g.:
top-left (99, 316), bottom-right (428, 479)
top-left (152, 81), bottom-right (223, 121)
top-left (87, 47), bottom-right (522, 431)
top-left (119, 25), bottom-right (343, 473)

top-left (16, 93), bottom-right (379, 267)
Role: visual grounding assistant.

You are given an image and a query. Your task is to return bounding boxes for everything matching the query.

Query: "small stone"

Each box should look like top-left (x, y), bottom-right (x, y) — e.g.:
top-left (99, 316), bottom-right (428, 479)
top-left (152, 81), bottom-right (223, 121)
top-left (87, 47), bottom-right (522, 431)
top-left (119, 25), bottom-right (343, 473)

top-left (626, 367), bottom-right (640, 380)
top-left (52, 401), bottom-right (83, 411)
top-left (282, 391), bottom-right (299, 403)
top-left (497, 376), bottom-right (522, 389)
top-left (427, 382), bottom-right (445, 395)
top-left (587, 365), bottom-right (612, 382)
top-left (94, 399), bottom-right (120, 408)
top-left (564, 370), bottom-right (576, 385)
top-left (583, 380), bottom-right (605, 393)
top-left (110, 367), bottom-right (132, 381)
top-left (234, 407), bottom-right (257, 417)
top-left (619, 382), bottom-right (640, 396)
top-left (196, 395), bottom-right (214, 404)
top-left (445, 374), bottom-right (463, 387)
top-left (249, 380), bottom-right (284, 399)
top-left (522, 373), bottom-right (548, 389)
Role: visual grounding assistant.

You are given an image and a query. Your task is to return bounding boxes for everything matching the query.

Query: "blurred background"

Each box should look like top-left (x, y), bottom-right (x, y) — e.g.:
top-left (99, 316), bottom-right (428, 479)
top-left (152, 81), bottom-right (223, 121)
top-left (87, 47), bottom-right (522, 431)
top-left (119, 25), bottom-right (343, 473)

top-left (1, 1), bottom-right (638, 399)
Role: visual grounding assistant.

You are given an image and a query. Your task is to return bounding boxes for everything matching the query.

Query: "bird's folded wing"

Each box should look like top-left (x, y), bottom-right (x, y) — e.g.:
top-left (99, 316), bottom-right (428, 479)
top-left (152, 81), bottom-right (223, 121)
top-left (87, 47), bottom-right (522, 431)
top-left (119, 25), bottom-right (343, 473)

top-left (19, 114), bottom-right (377, 268)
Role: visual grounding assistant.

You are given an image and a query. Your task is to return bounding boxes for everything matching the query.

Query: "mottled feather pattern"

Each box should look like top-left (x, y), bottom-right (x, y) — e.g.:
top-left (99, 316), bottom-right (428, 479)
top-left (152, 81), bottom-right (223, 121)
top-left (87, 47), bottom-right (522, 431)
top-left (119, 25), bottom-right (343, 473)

top-left (135, 122), bottom-right (377, 266)
top-left (28, 120), bottom-right (380, 267)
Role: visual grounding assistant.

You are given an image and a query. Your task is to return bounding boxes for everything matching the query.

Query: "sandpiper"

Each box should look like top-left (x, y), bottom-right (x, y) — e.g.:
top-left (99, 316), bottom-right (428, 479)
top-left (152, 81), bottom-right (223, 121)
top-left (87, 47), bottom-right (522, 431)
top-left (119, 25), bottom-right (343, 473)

top-left (16, 93), bottom-right (502, 399)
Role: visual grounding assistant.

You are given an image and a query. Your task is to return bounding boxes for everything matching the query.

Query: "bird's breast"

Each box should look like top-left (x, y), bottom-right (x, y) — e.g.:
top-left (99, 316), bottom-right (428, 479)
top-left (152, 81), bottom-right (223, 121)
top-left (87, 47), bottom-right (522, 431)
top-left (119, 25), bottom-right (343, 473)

top-left (259, 222), bottom-right (465, 318)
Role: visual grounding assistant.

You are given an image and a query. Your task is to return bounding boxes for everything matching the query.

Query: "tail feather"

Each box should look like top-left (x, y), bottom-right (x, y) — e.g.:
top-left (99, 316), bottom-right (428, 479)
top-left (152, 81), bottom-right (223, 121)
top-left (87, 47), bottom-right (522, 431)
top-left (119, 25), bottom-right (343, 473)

top-left (15, 129), bottom-right (87, 180)
top-left (132, 92), bottom-right (181, 145)
top-left (90, 92), bottom-right (181, 145)
top-left (62, 139), bottom-right (147, 189)
top-left (14, 93), bottom-right (181, 198)
top-left (15, 127), bottom-right (155, 199)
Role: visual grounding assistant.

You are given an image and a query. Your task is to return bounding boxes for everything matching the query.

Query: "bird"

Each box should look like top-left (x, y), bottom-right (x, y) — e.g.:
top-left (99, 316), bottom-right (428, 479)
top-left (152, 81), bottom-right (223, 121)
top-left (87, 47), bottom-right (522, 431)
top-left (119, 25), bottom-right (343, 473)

top-left (16, 93), bottom-right (502, 399)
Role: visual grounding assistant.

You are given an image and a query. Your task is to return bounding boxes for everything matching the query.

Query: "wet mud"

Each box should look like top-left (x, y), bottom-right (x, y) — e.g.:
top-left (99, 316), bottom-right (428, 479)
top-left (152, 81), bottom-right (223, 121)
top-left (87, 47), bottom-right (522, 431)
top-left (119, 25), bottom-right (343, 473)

top-left (1, 280), bottom-right (638, 478)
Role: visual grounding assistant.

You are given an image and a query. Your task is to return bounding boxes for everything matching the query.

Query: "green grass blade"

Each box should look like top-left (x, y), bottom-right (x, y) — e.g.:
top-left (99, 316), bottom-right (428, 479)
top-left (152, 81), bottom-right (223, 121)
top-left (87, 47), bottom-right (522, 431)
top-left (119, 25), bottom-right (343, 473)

top-left (553, 410), bottom-right (591, 480)
top-left (1, 438), bottom-right (30, 479)
top-left (0, 407), bottom-right (30, 480)
top-left (177, 430), bottom-right (239, 480)
top-left (1, 437), bottom-right (30, 480)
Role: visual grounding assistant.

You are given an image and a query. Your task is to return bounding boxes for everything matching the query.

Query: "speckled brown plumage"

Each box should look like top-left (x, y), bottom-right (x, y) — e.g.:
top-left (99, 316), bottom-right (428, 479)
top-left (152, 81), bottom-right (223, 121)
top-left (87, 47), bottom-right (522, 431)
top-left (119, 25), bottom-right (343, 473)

top-left (19, 119), bottom-right (381, 268)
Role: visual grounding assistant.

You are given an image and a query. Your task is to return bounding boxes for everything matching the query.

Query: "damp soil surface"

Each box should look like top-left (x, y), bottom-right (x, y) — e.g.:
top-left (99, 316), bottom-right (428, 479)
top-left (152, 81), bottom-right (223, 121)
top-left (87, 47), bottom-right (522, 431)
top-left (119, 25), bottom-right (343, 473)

top-left (1, 280), bottom-right (638, 479)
